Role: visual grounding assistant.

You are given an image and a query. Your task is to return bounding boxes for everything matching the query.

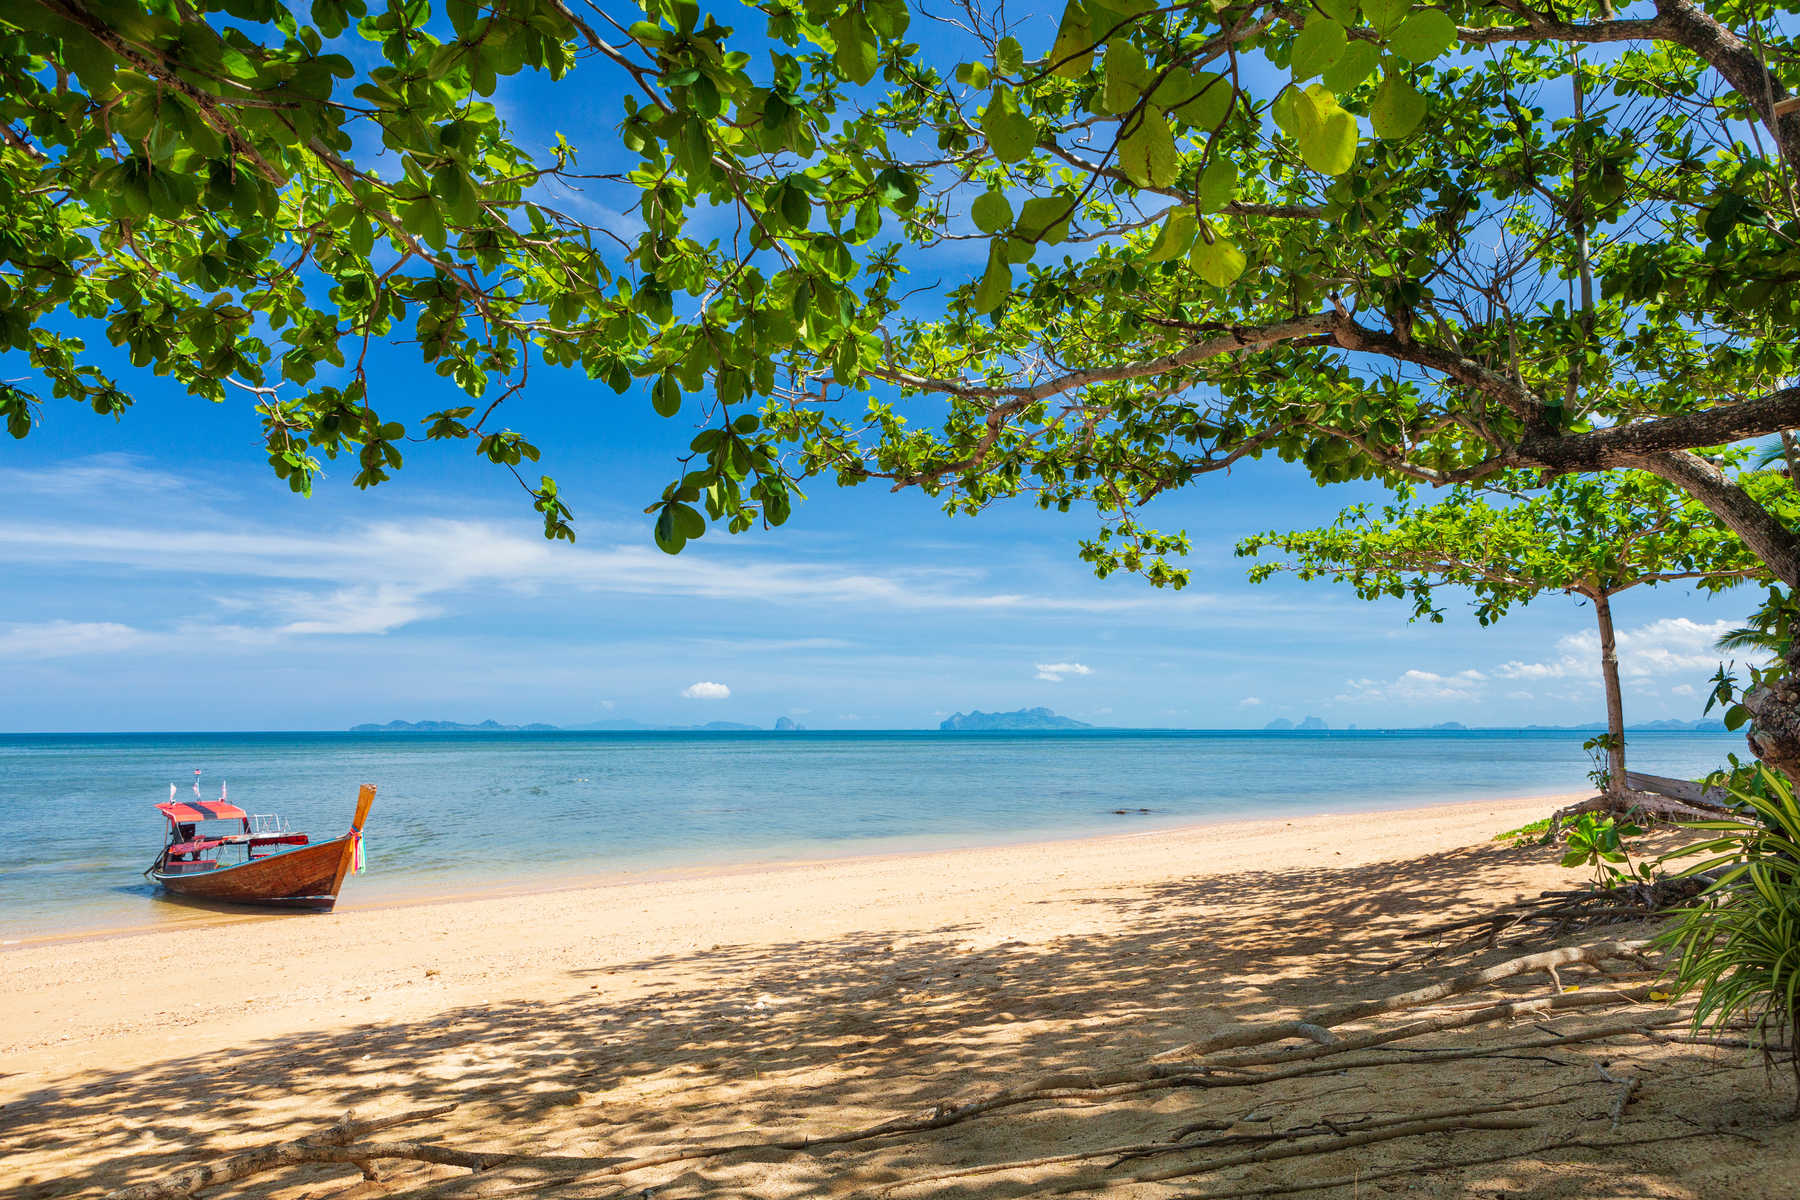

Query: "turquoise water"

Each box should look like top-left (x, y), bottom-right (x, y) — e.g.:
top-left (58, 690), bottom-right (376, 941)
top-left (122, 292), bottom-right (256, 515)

top-left (0, 729), bottom-right (1745, 936)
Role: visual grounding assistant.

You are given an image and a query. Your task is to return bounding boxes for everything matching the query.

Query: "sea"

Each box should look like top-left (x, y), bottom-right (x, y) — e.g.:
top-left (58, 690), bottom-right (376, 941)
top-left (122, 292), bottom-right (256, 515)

top-left (0, 728), bottom-right (1747, 937)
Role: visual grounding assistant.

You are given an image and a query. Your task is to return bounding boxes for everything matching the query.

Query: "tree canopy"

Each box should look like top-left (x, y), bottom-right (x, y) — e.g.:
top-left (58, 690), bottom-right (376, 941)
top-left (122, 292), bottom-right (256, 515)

top-left (7, 0), bottom-right (1800, 754)
top-left (1238, 467), bottom-right (1787, 790)
top-left (1237, 468), bottom-right (1782, 624)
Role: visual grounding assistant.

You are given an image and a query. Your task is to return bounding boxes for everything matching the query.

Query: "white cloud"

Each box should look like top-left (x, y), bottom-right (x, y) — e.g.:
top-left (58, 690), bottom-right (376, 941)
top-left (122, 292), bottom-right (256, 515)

top-left (1495, 618), bottom-right (1738, 682)
top-left (1338, 668), bottom-right (1487, 704)
top-left (1035, 661), bottom-right (1092, 682)
top-left (1239, 696), bottom-right (1264, 707)
top-left (3, 454), bottom-right (185, 498)
top-left (0, 515), bottom-right (1244, 654)
top-left (681, 681), bottom-right (731, 700)
top-left (1671, 683), bottom-right (1697, 697)
top-left (273, 584), bottom-right (442, 636)
top-left (0, 620), bottom-right (145, 660)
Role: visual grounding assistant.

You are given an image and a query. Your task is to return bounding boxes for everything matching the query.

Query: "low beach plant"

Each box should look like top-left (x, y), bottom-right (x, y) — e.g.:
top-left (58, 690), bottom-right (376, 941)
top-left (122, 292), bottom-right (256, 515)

top-left (1559, 813), bottom-right (1651, 891)
top-left (1656, 765), bottom-right (1800, 1109)
top-left (1494, 818), bottom-right (1554, 848)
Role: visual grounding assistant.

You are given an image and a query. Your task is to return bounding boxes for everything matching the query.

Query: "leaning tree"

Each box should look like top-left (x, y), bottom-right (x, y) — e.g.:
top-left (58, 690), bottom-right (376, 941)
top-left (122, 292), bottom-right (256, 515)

top-left (1238, 468), bottom-right (1791, 804)
top-left (7, 0), bottom-right (1800, 768)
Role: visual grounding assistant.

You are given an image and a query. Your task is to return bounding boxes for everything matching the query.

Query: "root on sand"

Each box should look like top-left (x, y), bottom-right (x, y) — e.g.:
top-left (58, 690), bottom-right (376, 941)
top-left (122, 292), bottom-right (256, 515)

top-left (104, 938), bottom-right (1730, 1200)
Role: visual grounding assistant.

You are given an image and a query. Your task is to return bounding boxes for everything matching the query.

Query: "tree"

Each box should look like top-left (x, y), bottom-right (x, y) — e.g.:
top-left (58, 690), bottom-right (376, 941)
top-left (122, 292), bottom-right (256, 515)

top-left (1237, 469), bottom-right (1790, 800)
top-left (8, 0), bottom-right (1800, 770)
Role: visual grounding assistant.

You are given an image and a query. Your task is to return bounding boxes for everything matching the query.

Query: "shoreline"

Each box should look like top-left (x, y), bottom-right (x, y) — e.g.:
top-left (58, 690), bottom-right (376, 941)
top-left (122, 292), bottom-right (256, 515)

top-left (1, 789), bottom-right (1579, 1078)
top-left (5, 786), bottom-right (1584, 948)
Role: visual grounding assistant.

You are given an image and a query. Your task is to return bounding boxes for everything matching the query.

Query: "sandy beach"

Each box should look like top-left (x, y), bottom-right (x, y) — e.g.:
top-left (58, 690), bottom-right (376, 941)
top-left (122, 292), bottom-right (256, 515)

top-left (5, 791), bottom-right (1797, 1199)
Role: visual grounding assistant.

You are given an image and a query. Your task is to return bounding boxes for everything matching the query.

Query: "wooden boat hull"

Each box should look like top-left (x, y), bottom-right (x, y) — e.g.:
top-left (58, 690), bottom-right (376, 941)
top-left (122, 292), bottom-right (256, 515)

top-left (150, 834), bottom-right (358, 910)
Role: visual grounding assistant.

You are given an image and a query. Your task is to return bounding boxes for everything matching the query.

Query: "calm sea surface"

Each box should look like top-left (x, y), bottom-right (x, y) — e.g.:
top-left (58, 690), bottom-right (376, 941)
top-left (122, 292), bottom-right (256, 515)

top-left (0, 729), bottom-right (1745, 936)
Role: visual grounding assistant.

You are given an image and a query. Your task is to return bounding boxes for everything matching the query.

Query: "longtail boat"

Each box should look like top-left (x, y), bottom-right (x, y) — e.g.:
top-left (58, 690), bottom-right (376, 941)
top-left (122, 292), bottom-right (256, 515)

top-left (146, 784), bottom-right (376, 911)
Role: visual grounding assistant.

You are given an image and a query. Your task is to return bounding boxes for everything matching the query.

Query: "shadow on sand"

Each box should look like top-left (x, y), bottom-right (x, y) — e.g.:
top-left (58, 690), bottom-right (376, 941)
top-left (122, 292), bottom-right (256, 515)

top-left (4, 838), bottom-right (1792, 1200)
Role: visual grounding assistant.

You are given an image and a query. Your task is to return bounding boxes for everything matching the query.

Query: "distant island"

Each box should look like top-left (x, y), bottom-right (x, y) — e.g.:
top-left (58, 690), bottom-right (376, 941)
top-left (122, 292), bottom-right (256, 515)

top-left (939, 707), bottom-right (1093, 732)
top-left (1264, 715), bottom-right (1328, 731)
top-left (350, 719), bottom-right (562, 733)
top-left (354, 718), bottom-right (766, 733)
top-left (1520, 718), bottom-right (1727, 733)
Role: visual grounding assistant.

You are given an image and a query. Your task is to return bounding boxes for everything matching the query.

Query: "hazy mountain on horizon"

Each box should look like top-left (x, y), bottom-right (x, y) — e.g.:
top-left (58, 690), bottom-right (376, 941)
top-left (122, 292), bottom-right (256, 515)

top-left (938, 707), bottom-right (1094, 731)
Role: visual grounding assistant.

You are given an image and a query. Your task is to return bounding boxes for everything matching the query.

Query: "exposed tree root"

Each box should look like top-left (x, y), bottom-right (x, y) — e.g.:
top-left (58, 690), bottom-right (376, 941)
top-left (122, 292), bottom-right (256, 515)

top-left (879, 1089), bottom-right (1593, 1193)
top-left (1163, 1130), bottom-right (1723, 1199)
top-left (1554, 789), bottom-right (1733, 825)
top-left (104, 1104), bottom-right (459, 1200)
top-left (1160, 940), bottom-right (1649, 1062)
top-left (1064, 1115), bottom-right (1544, 1191)
top-left (1389, 878), bottom-right (1714, 966)
top-left (96, 937), bottom-right (1700, 1200)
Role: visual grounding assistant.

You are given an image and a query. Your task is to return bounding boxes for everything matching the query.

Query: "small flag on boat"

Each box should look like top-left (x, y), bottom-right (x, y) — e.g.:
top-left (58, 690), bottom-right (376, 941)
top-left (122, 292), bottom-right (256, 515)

top-left (219, 780), bottom-right (227, 802)
top-left (193, 768), bottom-right (202, 798)
top-left (350, 830), bottom-right (365, 874)
top-left (169, 782), bottom-right (176, 802)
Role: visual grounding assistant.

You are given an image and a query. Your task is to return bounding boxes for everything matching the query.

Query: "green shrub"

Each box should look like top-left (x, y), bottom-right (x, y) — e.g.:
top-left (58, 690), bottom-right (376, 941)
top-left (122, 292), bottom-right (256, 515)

top-left (1657, 765), bottom-right (1800, 1109)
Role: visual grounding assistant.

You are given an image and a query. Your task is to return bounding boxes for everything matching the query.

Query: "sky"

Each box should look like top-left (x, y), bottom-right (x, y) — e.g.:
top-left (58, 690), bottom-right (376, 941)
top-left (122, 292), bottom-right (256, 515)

top-left (0, 400), bottom-right (1758, 731)
top-left (0, 7), bottom-right (1767, 732)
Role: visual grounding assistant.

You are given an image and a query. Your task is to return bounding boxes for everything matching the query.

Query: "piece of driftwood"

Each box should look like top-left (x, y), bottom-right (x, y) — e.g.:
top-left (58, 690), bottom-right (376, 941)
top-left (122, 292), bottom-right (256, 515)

top-left (1624, 770), bottom-right (1731, 808)
top-left (105, 1104), bottom-right (457, 1200)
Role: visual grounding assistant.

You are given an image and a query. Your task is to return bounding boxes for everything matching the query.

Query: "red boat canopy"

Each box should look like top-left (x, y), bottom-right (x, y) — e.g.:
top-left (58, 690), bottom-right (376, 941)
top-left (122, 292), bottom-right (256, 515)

top-left (155, 800), bottom-right (248, 822)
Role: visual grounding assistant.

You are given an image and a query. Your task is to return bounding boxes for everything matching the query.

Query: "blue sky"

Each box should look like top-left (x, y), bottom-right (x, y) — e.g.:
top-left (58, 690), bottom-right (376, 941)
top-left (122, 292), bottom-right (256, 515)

top-left (0, 7), bottom-right (1763, 731)
top-left (0, 385), bottom-right (1757, 731)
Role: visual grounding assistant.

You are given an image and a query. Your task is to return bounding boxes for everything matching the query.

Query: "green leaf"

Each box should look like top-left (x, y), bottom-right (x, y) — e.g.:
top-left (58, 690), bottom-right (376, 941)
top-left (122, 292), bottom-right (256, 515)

top-left (673, 501), bottom-right (706, 541)
top-left (1145, 207), bottom-right (1196, 262)
top-left (780, 182), bottom-right (811, 230)
top-left (1291, 20), bottom-right (1347, 82)
top-left (1048, 1), bottom-right (1095, 78)
top-left (1117, 103), bottom-right (1178, 187)
top-left (981, 86), bottom-right (1037, 162)
top-left (1369, 72), bottom-right (1426, 139)
top-left (1286, 85), bottom-right (1358, 175)
top-left (830, 10), bottom-right (880, 85)
top-left (1363, 0), bottom-right (1409, 34)
top-left (971, 189), bottom-right (1013, 233)
top-left (995, 35), bottom-right (1024, 74)
top-left (1188, 228), bottom-right (1246, 287)
top-left (1015, 194), bottom-right (1074, 244)
top-left (1197, 156), bottom-right (1237, 212)
top-left (1101, 40), bottom-right (1150, 115)
top-left (1154, 70), bottom-right (1231, 129)
top-left (973, 241), bottom-right (1013, 313)
top-left (654, 504), bottom-right (686, 553)
top-left (1315, 0), bottom-right (1358, 24)
top-left (1389, 9), bottom-right (1457, 62)
top-left (1321, 40), bottom-right (1381, 93)
top-left (652, 372), bottom-right (682, 417)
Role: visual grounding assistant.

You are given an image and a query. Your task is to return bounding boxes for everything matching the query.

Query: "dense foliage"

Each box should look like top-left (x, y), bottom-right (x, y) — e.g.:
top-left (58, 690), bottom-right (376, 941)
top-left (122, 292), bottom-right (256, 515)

top-left (6, 0), bottom-right (1800, 755)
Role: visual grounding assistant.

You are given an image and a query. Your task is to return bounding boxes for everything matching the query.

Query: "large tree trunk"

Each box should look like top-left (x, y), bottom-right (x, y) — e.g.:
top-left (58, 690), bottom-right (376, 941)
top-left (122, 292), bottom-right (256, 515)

top-left (1618, 450), bottom-right (1800, 781)
top-left (1592, 590), bottom-right (1629, 797)
top-left (1745, 647), bottom-right (1800, 782)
